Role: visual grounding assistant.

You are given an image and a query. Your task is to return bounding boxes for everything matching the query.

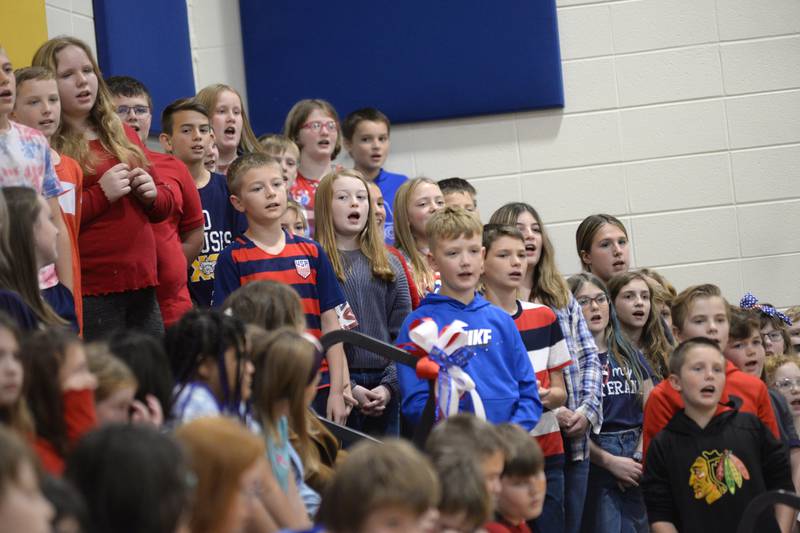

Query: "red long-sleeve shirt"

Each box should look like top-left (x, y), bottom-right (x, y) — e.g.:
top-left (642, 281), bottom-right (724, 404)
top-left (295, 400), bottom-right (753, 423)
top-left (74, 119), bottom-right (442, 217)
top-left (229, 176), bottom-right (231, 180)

top-left (33, 388), bottom-right (97, 476)
top-left (79, 126), bottom-right (173, 295)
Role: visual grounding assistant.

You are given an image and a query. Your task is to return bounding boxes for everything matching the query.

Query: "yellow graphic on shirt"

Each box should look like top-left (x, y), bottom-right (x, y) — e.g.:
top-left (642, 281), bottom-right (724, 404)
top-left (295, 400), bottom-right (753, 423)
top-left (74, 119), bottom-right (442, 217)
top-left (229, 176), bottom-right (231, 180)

top-left (190, 254), bottom-right (219, 282)
top-left (689, 450), bottom-right (750, 504)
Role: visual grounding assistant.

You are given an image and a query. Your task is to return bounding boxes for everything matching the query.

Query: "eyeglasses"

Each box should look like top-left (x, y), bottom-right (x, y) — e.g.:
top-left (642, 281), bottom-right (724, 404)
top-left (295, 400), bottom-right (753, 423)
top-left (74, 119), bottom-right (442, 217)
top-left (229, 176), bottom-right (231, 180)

top-left (116, 105), bottom-right (150, 116)
top-left (577, 294), bottom-right (608, 308)
top-left (301, 120), bottom-right (337, 132)
top-left (762, 331), bottom-right (783, 343)
top-left (774, 377), bottom-right (800, 391)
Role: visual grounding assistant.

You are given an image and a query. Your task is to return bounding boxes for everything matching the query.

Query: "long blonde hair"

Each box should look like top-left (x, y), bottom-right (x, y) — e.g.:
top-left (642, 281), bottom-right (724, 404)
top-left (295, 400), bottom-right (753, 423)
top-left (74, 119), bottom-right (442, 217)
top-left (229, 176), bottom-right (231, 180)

top-left (31, 37), bottom-right (147, 174)
top-left (314, 169), bottom-right (393, 282)
top-left (489, 202), bottom-right (569, 309)
top-left (393, 177), bottom-right (439, 295)
top-left (195, 84), bottom-right (262, 156)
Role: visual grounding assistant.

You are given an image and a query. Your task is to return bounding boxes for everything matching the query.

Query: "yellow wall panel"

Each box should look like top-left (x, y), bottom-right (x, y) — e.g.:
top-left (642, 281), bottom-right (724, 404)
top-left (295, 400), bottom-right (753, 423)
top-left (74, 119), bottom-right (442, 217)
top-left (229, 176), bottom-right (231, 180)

top-left (0, 0), bottom-right (48, 67)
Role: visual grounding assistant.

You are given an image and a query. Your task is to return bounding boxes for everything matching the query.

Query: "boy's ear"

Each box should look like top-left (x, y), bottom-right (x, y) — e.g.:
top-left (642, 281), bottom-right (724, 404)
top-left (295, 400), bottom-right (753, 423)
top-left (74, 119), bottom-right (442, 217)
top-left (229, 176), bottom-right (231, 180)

top-left (427, 250), bottom-right (438, 272)
top-left (158, 133), bottom-right (173, 153)
top-left (667, 374), bottom-right (682, 392)
top-left (229, 193), bottom-right (246, 213)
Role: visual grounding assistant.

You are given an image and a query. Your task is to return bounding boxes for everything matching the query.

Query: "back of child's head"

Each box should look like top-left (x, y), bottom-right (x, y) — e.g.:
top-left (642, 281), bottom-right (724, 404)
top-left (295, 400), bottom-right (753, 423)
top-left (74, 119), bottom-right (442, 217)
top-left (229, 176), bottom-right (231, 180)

top-left (250, 327), bottom-right (321, 432)
top-left (671, 283), bottom-right (730, 334)
top-left (314, 168), bottom-right (393, 282)
top-left (106, 330), bottom-right (174, 417)
top-left (65, 424), bottom-right (189, 533)
top-left (1, 186), bottom-right (67, 327)
top-left (637, 267), bottom-right (677, 299)
top-left (482, 223), bottom-right (524, 253)
top-left (174, 416), bottom-right (265, 533)
top-left (668, 337), bottom-right (725, 376)
top-left (425, 205), bottom-right (483, 253)
top-left (425, 413), bottom-right (506, 462)
top-left (317, 438), bottom-right (439, 533)
top-left (160, 96), bottom-right (209, 136)
top-left (283, 98), bottom-right (342, 159)
top-left (21, 328), bottom-right (81, 456)
top-left (86, 344), bottom-right (137, 405)
top-left (13, 65), bottom-right (55, 89)
top-left (494, 423), bottom-right (544, 478)
top-left (195, 83), bottom-right (261, 154)
top-left (258, 133), bottom-right (300, 157)
top-left (430, 451), bottom-right (492, 531)
top-left (222, 279), bottom-right (305, 332)
top-left (342, 107), bottom-right (391, 141)
top-left (41, 475), bottom-right (88, 533)
top-left (165, 309), bottom-right (247, 408)
top-left (226, 152), bottom-right (282, 196)
top-left (105, 75), bottom-right (152, 108)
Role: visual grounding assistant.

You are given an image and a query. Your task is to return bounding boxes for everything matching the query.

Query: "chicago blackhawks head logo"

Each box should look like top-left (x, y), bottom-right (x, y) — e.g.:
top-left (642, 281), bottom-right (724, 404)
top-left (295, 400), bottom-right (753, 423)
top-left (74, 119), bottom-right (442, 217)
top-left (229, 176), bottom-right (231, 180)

top-left (689, 449), bottom-right (750, 504)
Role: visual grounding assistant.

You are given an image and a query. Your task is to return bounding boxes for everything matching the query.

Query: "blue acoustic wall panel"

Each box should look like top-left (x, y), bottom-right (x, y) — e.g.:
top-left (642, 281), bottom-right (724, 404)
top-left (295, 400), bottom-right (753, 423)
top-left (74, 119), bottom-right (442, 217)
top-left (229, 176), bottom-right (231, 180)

top-left (239, 1), bottom-right (564, 134)
top-left (93, 0), bottom-right (195, 133)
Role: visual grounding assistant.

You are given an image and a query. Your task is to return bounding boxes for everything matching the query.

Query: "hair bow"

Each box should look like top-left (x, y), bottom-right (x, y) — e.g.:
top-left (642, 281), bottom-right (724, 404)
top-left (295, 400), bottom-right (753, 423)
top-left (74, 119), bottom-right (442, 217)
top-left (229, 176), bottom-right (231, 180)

top-left (739, 292), bottom-right (792, 326)
top-left (406, 318), bottom-right (486, 421)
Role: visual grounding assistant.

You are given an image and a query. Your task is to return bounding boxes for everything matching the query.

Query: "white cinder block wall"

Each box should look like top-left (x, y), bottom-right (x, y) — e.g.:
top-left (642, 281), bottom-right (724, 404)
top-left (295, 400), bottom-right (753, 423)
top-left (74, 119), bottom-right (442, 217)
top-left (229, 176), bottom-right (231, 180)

top-left (44, 0), bottom-right (96, 58)
top-left (45, 0), bottom-right (800, 307)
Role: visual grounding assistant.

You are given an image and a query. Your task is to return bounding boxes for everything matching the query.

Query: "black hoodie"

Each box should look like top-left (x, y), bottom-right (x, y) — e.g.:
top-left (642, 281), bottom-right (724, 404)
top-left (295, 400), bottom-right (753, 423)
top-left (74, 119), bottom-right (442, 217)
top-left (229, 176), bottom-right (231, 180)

top-left (642, 397), bottom-right (793, 533)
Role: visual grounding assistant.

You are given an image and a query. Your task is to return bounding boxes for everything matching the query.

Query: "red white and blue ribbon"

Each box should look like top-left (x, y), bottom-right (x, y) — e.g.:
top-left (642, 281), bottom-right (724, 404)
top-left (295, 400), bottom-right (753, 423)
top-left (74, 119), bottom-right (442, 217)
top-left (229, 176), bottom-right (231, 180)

top-left (408, 318), bottom-right (486, 420)
top-left (740, 292), bottom-right (792, 326)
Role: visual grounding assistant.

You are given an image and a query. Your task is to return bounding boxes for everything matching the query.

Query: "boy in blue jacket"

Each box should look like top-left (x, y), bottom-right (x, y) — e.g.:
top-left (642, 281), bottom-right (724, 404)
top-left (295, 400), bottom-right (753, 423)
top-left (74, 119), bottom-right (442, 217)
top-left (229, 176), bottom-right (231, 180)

top-left (396, 207), bottom-right (542, 431)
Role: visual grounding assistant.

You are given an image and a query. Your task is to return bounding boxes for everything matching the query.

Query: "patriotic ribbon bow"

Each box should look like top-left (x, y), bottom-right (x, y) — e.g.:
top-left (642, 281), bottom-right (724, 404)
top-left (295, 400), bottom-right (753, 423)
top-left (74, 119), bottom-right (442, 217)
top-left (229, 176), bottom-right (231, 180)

top-left (740, 292), bottom-right (792, 326)
top-left (408, 318), bottom-right (486, 421)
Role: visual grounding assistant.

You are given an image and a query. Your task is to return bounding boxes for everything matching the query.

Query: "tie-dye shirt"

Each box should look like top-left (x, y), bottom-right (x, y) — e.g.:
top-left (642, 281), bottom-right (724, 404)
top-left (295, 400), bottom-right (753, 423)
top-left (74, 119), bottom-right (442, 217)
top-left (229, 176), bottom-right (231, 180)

top-left (0, 121), bottom-right (62, 198)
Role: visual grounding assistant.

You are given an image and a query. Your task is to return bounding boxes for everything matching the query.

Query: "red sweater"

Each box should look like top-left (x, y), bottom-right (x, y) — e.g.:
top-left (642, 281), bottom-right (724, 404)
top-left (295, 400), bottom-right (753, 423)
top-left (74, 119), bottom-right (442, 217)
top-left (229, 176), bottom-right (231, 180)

top-left (387, 245), bottom-right (420, 309)
top-left (642, 360), bottom-right (779, 456)
top-left (33, 388), bottom-right (97, 476)
top-left (79, 126), bottom-right (173, 295)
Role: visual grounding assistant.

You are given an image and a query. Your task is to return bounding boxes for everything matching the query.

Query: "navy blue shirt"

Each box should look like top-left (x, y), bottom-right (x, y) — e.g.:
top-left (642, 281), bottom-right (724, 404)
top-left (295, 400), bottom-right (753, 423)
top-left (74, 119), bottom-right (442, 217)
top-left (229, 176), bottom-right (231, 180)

top-left (597, 350), bottom-right (652, 432)
top-left (187, 172), bottom-right (247, 307)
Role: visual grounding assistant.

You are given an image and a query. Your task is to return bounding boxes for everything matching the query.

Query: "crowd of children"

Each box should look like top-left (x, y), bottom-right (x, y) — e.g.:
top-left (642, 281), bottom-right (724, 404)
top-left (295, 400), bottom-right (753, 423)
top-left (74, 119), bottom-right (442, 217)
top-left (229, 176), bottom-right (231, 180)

top-left (1, 35), bottom-right (799, 533)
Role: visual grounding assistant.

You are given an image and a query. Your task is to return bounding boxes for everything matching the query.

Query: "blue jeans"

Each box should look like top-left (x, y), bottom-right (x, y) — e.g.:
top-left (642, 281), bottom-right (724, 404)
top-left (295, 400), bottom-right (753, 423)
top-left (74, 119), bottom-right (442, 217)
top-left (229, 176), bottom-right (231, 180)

top-left (531, 460), bottom-right (565, 533)
top-left (581, 428), bottom-right (648, 533)
top-left (346, 370), bottom-right (399, 437)
top-left (564, 456), bottom-right (590, 533)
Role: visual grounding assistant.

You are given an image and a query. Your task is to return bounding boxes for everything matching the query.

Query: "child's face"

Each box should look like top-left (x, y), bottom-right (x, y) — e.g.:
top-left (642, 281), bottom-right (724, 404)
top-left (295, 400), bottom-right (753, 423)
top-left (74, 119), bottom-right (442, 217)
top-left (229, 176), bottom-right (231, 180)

top-left (12, 79), bottom-right (61, 137)
top-left (0, 460), bottom-right (54, 533)
top-left (724, 329), bottom-right (765, 377)
top-left (613, 278), bottom-right (650, 332)
top-left (443, 191), bottom-right (477, 215)
top-left (515, 210), bottom-right (542, 268)
top-left (297, 107), bottom-right (338, 161)
top-left (162, 110), bottom-right (211, 164)
top-left (0, 328), bottom-right (22, 408)
top-left (204, 134), bottom-right (218, 172)
top-left (280, 208), bottom-right (304, 236)
top-left (482, 236), bottom-right (526, 293)
top-left (480, 450), bottom-right (505, 505)
top-left (359, 504), bottom-right (429, 533)
top-left (0, 51), bottom-right (15, 119)
top-left (773, 362), bottom-right (800, 418)
top-left (33, 195), bottom-right (60, 268)
top-left (498, 471), bottom-right (547, 523)
top-left (575, 282), bottom-right (610, 337)
top-left (275, 148), bottom-right (299, 188)
top-left (367, 182), bottom-right (386, 228)
top-left (54, 45), bottom-right (98, 119)
top-left (669, 345), bottom-right (726, 411)
top-left (212, 89), bottom-right (243, 154)
top-left (761, 323), bottom-right (786, 357)
top-left (582, 223), bottom-right (629, 282)
top-left (231, 164), bottom-right (287, 224)
top-left (112, 93), bottom-right (151, 142)
top-left (675, 296), bottom-right (730, 350)
top-left (347, 119), bottom-right (390, 174)
top-left (331, 176), bottom-right (369, 239)
top-left (95, 384), bottom-right (136, 426)
top-left (408, 182), bottom-right (445, 240)
top-left (429, 233), bottom-right (484, 301)
top-left (788, 320), bottom-right (800, 351)
top-left (59, 343), bottom-right (98, 392)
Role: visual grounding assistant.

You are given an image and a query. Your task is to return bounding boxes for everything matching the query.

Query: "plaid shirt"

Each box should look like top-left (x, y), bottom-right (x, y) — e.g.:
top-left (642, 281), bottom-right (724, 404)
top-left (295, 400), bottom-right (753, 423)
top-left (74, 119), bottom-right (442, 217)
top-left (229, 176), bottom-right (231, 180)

top-left (554, 294), bottom-right (603, 461)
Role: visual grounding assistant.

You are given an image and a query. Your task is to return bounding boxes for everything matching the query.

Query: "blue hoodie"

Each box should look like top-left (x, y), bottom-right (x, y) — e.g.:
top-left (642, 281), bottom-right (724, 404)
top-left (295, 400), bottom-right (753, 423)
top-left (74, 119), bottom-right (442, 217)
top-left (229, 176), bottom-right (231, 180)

top-left (397, 293), bottom-right (542, 430)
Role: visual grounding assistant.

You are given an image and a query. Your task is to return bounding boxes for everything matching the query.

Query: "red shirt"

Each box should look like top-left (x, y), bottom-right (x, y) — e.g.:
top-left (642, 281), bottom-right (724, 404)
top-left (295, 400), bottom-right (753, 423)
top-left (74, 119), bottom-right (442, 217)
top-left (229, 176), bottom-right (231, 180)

top-left (487, 518), bottom-right (533, 533)
top-left (289, 172), bottom-right (319, 237)
top-left (33, 388), bottom-right (97, 475)
top-left (642, 360), bottom-right (780, 456)
top-left (79, 126), bottom-right (173, 295)
top-left (147, 151), bottom-right (204, 326)
top-left (387, 245), bottom-right (420, 309)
